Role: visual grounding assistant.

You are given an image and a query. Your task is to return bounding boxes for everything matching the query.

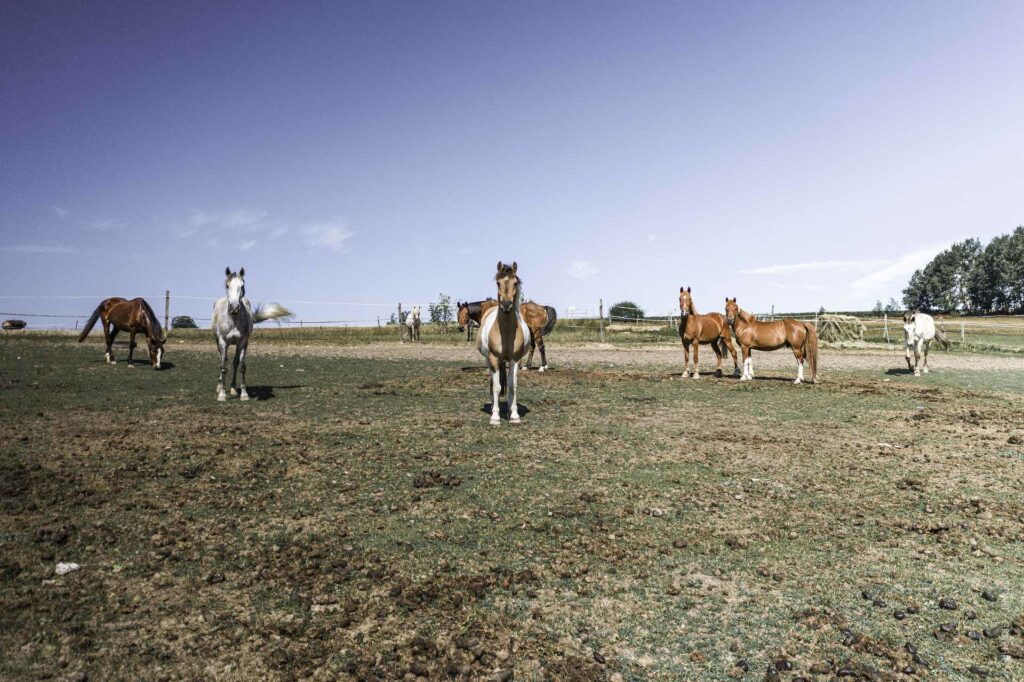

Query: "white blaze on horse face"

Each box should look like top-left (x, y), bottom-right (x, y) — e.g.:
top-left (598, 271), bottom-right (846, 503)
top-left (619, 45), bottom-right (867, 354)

top-left (227, 276), bottom-right (244, 315)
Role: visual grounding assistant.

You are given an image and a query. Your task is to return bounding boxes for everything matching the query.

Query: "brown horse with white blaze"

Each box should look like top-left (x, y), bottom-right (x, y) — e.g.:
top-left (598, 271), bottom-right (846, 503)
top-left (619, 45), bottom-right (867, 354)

top-left (78, 297), bottom-right (166, 368)
top-left (678, 286), bottom-right (739, 378)
top-left (724, 298), bottom-right (818, 384)
top-left (478, 262), bottom-right (530, 424)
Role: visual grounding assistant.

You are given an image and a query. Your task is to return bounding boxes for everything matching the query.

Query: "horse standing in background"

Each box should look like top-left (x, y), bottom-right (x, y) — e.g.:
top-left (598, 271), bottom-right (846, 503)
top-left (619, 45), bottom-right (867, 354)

top-left (473, 299), bottom-right (556, 371)
top-left (478, 262), bottom-right (530, 424)
top-left (902, 310), bottom-right (949, 375)
top-left (78, 297), bottom-right (166, 368)
top-left (457, 299), bottom-right (495, 342)
top-left (212, 267), bottom-right (293, 401)
top-left (404, 306), bottom-right (421, 341)
top-left (677, 286), bottom-right (739, 378)
top-left (725, 298), bottom-right (819, 384)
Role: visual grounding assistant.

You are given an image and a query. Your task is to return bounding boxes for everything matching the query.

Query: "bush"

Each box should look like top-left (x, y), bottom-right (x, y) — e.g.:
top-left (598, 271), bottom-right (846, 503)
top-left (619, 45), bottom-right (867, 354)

top-left (172, 315), bottom-right (198, 329)
top-left (609, 301), bottom-right (644, 321)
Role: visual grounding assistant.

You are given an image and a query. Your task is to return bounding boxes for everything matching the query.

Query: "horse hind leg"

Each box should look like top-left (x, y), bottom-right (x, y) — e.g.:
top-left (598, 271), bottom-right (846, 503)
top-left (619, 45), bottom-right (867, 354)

top-left (922, 339), bottom-right (931, 373)
top-left (793, 348), bottom-right (805, 384)
top-left (104, 322), bottom-right (117, 364)
top-left (712, 339), bottom-right (724, 378)
top-left (914, 341), bottom-right (922, 376)
top-left (127, 331), bottom-right (137, 367)
top-left (229, 346), bottom-right (241, 396)
top-left (538, 335), bottom-right (548, 372)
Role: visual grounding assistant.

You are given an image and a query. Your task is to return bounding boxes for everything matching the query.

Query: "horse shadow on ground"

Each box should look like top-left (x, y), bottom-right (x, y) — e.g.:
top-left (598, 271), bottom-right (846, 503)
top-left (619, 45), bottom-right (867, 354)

top-left (885, 368), bottom-right (915, 376)
top-left (666, 371), bottom-right (739, 379)
top-left (245, 385), bottom-right (303, 401)
top-left (480, 402), bottom-right (532, 419)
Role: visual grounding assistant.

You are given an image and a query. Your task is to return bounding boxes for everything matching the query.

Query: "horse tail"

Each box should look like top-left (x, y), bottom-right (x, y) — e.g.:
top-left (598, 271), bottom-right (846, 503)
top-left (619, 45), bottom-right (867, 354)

top-left (253, 302), bottom-right (293, 323)
top-left (539, 306), bottom-right (558, 338)
top-left (804, 322), bottom-right (819, 382)
top-left (77, 303), bottom-right (104, 342)
top-left (934, 322), bottom-right (951, 350)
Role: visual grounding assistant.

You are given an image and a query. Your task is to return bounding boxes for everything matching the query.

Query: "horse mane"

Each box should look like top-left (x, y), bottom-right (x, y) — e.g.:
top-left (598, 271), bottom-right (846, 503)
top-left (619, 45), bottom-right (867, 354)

top-left (139, 299), bottom-right (164, 340)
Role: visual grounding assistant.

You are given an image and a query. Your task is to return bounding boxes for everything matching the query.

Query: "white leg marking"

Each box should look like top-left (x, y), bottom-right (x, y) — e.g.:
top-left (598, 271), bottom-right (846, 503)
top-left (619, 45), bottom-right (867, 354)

top-left (509, 362), bottom-right (521, 424)
top-left (794, 360), bottom-right (804, 384)
top-left (490, 367), bottom-right (501, 425)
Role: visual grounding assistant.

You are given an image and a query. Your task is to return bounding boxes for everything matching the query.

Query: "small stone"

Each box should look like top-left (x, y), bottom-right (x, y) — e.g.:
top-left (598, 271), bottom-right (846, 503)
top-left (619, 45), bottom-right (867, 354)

top-left (913, 653), bottom-right (927, 666)
top-left (736, 659), bottom-right (749, 672)
top-left (894, 611), bottom-right (906, 620)
top-left (939, 622), bottom-right (957, 633)
top-left (967, 630), bottom-right (981, 641)
top-left (593, 651), bottom-right (605, 664)
top-left (982, 626), bottom-right (1002, 638)
top-left (809, 663), bottom-right (831, 674)
top-left (774, 658), bottom-right (792, 671)
top-left (872, 599), bottom-right (887, 608)
top-left (965, 609), bottom-right (977, 620)
top-left (861, 590), bottom-right (874, 600)
top-left (905, 642), bottom-right (918, 655)
top-left (969, 665), bottom-right (989, 677)
top-left (902, 666), bottom-right (915, 675)
top-left (906, 605), bottom-right (919, 615)
top-left (673, 539), bottom-right (688, 549)
top-left (939, 598), bottom-right (958, 610)
top-left (981, 590), bottom-right (997, 602)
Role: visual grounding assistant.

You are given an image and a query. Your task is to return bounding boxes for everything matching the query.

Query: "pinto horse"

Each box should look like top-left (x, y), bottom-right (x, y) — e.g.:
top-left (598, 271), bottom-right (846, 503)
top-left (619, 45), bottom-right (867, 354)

top-left (78, 297), bottom-right (166, 368)
top-left (478, 262), bottom-right (530, 424)
top-left (212, 267), bottom-right (292, 401)
top-left (724, 298), bottom-right (818, 384)
top-left (678, 287), bottom-right (739, 378)
top-left (473, 299), bottom-right (556, 371)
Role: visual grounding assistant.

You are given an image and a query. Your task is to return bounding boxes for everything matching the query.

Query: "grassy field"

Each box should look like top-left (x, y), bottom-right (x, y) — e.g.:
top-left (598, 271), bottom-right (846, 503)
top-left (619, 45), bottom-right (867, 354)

top-left (1, 336), bottom-right (1023, 681)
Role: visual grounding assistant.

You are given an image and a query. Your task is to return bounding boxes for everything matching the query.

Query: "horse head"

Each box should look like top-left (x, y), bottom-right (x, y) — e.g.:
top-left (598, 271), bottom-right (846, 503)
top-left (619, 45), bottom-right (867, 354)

top-left (225, 266), bottom-right (246, 316)
top-left (495, 261), bottom-right (521, 313)
top-left (679, 286), bottom-right (693, 317)
top-left (724, 297), bottom-right (739, 326)
top-left (457, 301), bottom-right (469, 331)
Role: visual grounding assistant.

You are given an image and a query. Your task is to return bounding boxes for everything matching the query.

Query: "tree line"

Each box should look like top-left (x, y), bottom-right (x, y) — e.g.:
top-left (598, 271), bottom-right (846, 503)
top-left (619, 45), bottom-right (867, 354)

top-left (902, 226), bottom-right (1024, 314)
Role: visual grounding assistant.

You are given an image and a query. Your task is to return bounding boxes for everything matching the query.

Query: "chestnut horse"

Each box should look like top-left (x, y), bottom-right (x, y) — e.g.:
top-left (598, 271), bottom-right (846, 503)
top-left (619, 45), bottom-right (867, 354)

top-left (473, 299), bottom-right (556, 371)
top-left (78, 297), bottom-right (166, 368)
top-left (478, 262), bottom-right (530, 424)
top-left (678, 286), bottom-right (739, 378)
top-left (724, 298), bottom-right (818, 384)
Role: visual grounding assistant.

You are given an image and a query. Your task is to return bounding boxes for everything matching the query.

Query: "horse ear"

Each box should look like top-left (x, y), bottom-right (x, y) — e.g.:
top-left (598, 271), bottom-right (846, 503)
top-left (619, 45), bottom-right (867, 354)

top-left (239, 267), bottom-right (244, 278)
top-left (687, 286), bottom-right (691, 293)
top-left (512, 261), bottom-right (518, 273)
top-left (225, 267), bottom-right (231, 277)
top-left (496, 260), bottom-right (502, 271)
top-left (681, 286), bottom-right (685, 293)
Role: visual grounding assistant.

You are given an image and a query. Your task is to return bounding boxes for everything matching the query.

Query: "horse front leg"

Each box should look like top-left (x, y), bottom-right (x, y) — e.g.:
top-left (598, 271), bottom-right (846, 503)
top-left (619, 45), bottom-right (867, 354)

top-left (913, 340), bottom-right (922, 376)
top-left (922, 339), bottom-right (931, 374)
top-left (508, 361), bottom-right (521, 424)
top-left (217, 340), bottom-right (229, 401)
top-left (692, 341), bottom-right (701, 379)
top-left (229, 346), bottom-right (241, 396)
top-left (741, 346), bottom-right (753, 381)
top-left (238, 344), bottom-right (249, 400)
top-left (488, 357), bottom-right (501, 425)
top-left (904, 343), bottom-right (914, 373)
top-left (103, 322), bottom-right (117, 364)
top-left (681, 340), bottom-right (690, 378)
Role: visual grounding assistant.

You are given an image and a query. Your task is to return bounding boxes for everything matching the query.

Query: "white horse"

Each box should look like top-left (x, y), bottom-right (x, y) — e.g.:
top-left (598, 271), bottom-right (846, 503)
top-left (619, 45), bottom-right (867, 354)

top-left (479, 262), bottom-right (530, 425)
top-left (902, 310), bottom-right (949, 376)
top-left (404, 306), bottom-right (421, 341)
top-left (212, 267), bottom-right (292, 401)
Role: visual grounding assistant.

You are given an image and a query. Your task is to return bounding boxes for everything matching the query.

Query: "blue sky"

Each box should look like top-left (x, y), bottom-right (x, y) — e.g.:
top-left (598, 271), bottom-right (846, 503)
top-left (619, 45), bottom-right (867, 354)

top-left (2, 1), bottom-right (1022, 326)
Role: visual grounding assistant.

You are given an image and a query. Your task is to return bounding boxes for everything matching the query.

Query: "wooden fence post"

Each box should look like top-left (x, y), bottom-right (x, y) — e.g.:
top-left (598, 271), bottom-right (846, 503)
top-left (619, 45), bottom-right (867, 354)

top-left (165, 290), bottom-right (170, 331)
top-left (961, 321), bottom-right (965, 343)
top-left (397, 303), bottom-right (402, 341)
top-left (599, 299), bottom-right (604, 343)
top-left (883, 313), bottom-right (890, 347)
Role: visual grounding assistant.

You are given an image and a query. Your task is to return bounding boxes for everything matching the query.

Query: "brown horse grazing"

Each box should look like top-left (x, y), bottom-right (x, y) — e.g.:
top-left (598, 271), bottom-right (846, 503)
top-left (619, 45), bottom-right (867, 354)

top-left (476, 299), bottom-right (556, 371)
top-left (724, 298), bottom-right (818, 384)
top-left (78, 297), bottom-right (166, 368)
top-left (678, 286), bottom-right (739, 378)
top-left (478, 262), bottom-right (530, 424)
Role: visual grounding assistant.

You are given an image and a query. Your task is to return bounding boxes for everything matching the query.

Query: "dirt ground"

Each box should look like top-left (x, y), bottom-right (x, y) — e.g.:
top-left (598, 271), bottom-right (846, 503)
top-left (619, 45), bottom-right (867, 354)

top-left (1, 337), bottom-right (1023, 681)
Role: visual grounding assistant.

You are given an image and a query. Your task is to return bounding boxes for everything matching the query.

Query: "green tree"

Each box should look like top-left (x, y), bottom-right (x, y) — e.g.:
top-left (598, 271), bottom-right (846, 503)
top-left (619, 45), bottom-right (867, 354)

top-left (902, 269), bottom-right (933, 311)
top-left (609, 300), bottom-right (644, 321)
top-left (872, 300), bottom-right (883, 314)
top-left (884, 298), bottom-right (900, 313)
top-left (429, 293), bottom-right (454, 330)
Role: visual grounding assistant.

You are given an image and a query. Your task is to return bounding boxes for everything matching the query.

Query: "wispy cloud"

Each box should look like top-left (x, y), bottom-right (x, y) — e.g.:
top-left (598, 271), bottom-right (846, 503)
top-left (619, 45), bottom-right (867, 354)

top-left (269, 226), bottom-right (288, 239)
top-left (850, 244), bottom-right (948, 293)
top-left (189, 208), bottom-right (268, 230)
top-left (89, 219), bottom-right (127, 232)
top-left (303, 221), bottom-right (353, 251)
top-left (3, 241), bottom-right (78, 254)
top-left (51, 206), bottom-right (70, 219)
top-left (240, 240), bottom-right (256, 251)
top-left (740, 259), bottom-right (890, 276)
top-left (567, 260), bottom-right (599, 280)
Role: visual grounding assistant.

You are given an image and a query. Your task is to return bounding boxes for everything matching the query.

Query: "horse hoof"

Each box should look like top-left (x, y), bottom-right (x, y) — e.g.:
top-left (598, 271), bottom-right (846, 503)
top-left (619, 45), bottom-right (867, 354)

top-left (539, 366), bottom-right (547, 372)
top-left (510, 416), bottom-right (521, 425)
top-left (680, 371), bottom-right (689, 379)
top-left (240, 393), bottom-right (249, 401)
top-left (127, 363), bottom-right (134, 368)
top-left (217, 393), bottom-right (227, 402)
top-left (229, 388), bottom-right (238, 397)
top-left (490, 417), bottom-right (501, 426)
top-left (793, 379), bottom-right (802, 384)
top-left (692, 372), bottom-right (701, 379)
top-left (914, 371), bottom-right (921, 377)
top-left (923, 367), bottom-right (930, 374)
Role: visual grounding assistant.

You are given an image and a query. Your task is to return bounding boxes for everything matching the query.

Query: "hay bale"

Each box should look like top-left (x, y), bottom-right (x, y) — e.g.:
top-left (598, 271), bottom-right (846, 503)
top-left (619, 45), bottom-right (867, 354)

top-left (816, 314), bottom-right (866, 343)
